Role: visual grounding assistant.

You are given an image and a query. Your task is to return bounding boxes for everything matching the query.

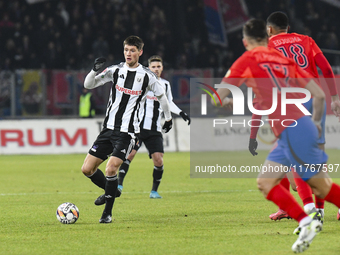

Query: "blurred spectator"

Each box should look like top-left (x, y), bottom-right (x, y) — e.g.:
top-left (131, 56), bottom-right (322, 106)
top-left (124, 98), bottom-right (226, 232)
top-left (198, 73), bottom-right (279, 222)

top-left (0, 13), bottom-right (15, 38)
top-left (21, 81), bottom-right (42, 115)
top-left (79, 88), bottom-right (96, 118)
top-left (0, 72), bottom-right (11, 116)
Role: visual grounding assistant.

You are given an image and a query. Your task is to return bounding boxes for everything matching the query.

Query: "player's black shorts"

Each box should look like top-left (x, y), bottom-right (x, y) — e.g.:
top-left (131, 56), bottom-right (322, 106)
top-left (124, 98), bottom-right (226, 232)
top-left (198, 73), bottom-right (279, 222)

top-left (137, 129), bottom-right (164, 158)
top-left (88, 128), bottom-right (113, 161)
top-left (110, 130), bottom-right (135, 161)
top-left (89, 128), bottom-right (135, 161)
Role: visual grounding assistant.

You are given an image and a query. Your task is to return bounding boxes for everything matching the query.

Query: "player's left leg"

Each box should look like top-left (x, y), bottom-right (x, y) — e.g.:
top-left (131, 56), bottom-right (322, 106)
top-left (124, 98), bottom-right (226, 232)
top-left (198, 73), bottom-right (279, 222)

top-left (99, 131), bottom-right (135, 223)
top-left (150, 152), bottom-right (164, 198)
top-left (143, 131), bottom-right (164, 199)
top-left (269, 175), bottom-right (292, 221)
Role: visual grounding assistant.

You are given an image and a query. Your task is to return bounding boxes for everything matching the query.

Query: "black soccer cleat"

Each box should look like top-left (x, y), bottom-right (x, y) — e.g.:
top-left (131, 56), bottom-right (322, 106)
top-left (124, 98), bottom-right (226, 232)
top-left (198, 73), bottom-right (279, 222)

top-left (94, 194), bottom-right (105, 206)
top-left (99, 214), bottom-right (112, 223)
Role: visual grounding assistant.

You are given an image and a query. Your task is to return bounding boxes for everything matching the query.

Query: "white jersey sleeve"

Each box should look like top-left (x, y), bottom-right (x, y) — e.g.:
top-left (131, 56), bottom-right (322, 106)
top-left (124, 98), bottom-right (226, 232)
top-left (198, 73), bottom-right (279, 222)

top-left (166, 82), bottom-right (182, 115)
top-left (148, 74), bottom-right (165, 96)
top-left (147, 75), bottom-right (171, 121)
top-left (84, 66), bottom-right (115, 89)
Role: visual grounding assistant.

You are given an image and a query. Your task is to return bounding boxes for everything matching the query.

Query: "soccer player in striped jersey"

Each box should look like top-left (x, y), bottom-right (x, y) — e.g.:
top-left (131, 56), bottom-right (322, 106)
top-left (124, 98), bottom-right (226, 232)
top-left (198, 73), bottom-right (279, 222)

top-left (80, 36), bottom-right (173, 223)
top-left (215, 18), bottom-right (340, 253)
top-left (94, 55), bottom-right (190, 202)
top-left (248, 11), bottom-right (340, 221)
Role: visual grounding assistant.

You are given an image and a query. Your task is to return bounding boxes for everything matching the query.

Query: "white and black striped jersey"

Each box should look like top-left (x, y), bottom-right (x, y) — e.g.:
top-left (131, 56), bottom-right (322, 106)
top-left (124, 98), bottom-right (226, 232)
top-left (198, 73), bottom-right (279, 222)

top-left (85, 62), bottom-right (166, 133)
top-left (139, 78), bottom-right (182, 132)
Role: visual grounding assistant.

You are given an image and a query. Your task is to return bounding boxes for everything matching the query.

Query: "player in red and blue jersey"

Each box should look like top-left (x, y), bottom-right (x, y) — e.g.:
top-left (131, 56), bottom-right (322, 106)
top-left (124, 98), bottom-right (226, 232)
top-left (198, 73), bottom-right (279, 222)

top-left (214, 18), bottom-right (340, 253)
top-left (249, 11), bottom-right (340, 222)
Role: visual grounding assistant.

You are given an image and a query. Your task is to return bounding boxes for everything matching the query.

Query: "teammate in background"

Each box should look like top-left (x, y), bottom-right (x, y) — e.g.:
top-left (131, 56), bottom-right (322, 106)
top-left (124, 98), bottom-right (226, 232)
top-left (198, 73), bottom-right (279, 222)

top-left (79, 88), bottom-right (96, 118)
top-left (248, 11), bottom-right (340, 221)
top-left (94, 55), bottom-right (191, 203)
top-left (80, 36), bottom-right (173, 223)
top-left (214, 19), bottom-right (340, 253)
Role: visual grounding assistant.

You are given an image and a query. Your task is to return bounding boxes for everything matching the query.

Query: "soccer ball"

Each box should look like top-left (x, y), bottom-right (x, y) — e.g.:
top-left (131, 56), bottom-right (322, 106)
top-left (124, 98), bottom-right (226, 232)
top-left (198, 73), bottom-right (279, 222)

top-left (56, 202), bottom-right (79, 224)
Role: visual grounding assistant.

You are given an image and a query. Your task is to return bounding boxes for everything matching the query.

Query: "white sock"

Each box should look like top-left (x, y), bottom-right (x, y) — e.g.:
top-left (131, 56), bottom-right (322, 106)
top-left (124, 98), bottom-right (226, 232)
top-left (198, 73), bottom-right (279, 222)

top-left (299, 216), bottom-right (312, 227)
top-left (304, 203), bottom-right (315, 214)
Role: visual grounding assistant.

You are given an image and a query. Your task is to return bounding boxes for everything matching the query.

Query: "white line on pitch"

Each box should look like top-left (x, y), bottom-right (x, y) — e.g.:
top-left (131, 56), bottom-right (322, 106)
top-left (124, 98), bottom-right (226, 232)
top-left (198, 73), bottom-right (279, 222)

top-left (0, 190), bottom-right (257, 196)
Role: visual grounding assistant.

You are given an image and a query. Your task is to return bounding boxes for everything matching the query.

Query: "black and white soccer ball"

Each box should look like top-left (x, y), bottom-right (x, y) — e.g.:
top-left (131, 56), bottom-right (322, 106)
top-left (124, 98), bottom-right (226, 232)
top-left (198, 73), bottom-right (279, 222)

top-left (56, 202), bottom-right (79, 224)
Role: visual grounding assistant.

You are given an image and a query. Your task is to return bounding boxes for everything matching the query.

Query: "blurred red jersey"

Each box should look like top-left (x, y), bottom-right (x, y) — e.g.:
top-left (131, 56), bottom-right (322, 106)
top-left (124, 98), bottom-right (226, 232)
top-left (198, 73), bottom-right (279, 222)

top-left (268, 33), bottom-right (322, 78)
top-left (222, 46), bottom-right (311, 137)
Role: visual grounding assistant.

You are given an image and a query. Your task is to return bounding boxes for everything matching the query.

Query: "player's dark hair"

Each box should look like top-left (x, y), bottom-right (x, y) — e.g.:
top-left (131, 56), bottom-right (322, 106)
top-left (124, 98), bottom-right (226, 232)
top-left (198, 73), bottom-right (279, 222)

top-left (123, 35), bottom-right (144, 51)
top-left (267, 11), bottom-right (289, 30)
top-left (148, 55), bottom-right (163, 65)
top-left (243, 19), bottom-right (268, 42)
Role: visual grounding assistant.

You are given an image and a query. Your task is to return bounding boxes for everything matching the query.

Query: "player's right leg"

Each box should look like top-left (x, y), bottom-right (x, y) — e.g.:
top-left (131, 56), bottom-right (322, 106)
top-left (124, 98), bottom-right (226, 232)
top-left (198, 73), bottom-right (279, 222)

top-left (82, 128), bottom-right (114, 191)
top-left (81, 153), bottom-right (105, 189)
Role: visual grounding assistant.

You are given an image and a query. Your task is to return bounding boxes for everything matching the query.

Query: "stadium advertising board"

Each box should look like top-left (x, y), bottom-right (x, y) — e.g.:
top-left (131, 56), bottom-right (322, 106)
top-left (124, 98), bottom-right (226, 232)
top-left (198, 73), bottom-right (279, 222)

top-left (0, 118), bottom-right (188, 155)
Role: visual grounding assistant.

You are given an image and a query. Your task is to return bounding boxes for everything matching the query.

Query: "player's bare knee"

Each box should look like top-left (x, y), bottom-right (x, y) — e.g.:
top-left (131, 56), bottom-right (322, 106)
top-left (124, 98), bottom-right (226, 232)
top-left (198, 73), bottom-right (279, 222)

top-left (81, 165), bottom-right (88, 175)
top-left (105, 166), bottom-right (118, 176)
top-left (152, 153), bottom-right (163, 167)
top-left (311, 187), bottom-right (324, 199)
top-left (105, 159), bottom-right (121, 176)
top-left (256, 178), bottom-right (268, 195)
top-left (81, 164), bottom-right (93, 176)
top-left (257, 178), bottom-right (277, 196)
top-left (154, 158), bottom-right (163, 167)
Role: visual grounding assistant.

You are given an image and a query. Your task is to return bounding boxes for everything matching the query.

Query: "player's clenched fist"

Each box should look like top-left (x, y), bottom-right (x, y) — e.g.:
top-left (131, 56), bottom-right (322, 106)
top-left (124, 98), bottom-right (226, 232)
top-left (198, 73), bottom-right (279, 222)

top-left (248, 138), bottom-right (258, 156)
top-left (180, 111), bottom-right (191, 125)
top-left (162, 119), bottom-right (173, 133)
top-left (93, 57), bottom-right (106, 72)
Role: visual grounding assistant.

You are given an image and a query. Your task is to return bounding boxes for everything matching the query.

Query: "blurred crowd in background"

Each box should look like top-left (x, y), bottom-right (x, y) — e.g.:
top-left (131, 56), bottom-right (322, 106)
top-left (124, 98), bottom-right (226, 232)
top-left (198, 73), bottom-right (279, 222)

top-left (1, 0), bottom-right (340, 118)
top-left (1, 0), bottom-right (340, 74)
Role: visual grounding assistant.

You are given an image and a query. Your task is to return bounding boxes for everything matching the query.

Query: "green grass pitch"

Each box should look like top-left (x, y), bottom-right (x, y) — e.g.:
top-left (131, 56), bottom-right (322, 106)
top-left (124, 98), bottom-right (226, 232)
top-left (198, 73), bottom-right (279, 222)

top-left (1, 150), bottom-right (340, 255)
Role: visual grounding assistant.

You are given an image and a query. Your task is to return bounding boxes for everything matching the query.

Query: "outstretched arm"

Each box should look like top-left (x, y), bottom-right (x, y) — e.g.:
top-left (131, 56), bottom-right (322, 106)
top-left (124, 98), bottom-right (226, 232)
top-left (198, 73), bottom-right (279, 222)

top-left (157, 93), bottom-right (172, 121)
top-left (315, 53), bottom-right (340, 120)
top-left (166, 88), bottom-right (191, 125)
top-left (305, 79), bottom-right (326, 134)
top-left (150, 78), bottom-right (173, 132)
top-left (84, 58), bottom-right (109, 89)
